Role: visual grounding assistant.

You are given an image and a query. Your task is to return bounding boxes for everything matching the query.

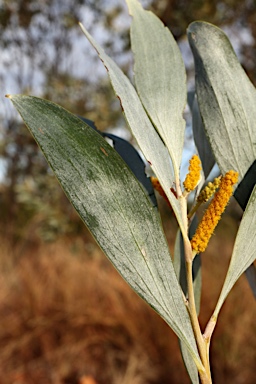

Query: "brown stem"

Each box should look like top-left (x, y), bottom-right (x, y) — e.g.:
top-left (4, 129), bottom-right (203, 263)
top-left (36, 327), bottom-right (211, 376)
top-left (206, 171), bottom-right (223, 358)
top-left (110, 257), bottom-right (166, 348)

top-left (185, 256), bottom-right (210, 366)
top-left (179, 191), bottom-right (212, 383)
top-left (204, 315), bottom-right (217, 356)
top-left (188, 200), bottom-right (202, 220)
top-left (199, 370), bottom-right (213, 384)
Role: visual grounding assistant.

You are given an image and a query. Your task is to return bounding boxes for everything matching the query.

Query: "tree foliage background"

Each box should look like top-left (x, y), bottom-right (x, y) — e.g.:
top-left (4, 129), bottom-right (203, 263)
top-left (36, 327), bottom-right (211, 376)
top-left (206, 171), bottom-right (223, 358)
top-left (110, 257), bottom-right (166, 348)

top-left (0, 0), bottom-right (255, 243)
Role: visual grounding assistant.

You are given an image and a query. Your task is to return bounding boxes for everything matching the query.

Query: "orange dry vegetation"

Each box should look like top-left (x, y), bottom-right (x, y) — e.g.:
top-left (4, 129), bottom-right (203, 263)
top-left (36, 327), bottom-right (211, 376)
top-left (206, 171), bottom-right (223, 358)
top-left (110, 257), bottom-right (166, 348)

top-left (0, 220), bottom-right (255, 384)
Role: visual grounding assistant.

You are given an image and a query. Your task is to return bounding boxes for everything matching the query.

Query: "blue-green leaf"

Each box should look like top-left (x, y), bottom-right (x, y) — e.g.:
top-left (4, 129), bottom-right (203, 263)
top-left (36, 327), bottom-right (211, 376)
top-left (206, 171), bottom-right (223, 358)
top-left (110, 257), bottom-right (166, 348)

top-left (187, 21), bottom-right (256, 182)
top-left (127, 0), bottom-right (186, 181)
top-left (192, 96), bottom-right (215, 180)
top-left (79, 23), bottom-right (186, 238)
top-left (214, 185), bottom-right (256, 317)
top-left (8, 94), bottom-right (202, 370)
top-left (245, 263), bottom-right (256, 298)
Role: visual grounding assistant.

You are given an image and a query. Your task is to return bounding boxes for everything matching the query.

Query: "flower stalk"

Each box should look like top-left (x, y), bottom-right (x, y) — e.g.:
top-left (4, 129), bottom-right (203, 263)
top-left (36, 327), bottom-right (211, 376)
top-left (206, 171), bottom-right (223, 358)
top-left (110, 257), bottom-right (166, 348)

top-left (188, 176), bottom-right (222, 219)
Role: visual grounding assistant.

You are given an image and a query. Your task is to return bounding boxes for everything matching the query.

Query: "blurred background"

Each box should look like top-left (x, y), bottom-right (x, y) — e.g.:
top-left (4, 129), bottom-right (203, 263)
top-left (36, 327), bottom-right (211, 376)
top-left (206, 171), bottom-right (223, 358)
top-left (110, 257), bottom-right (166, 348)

top-left (0, 0), bottom-right (255, 383)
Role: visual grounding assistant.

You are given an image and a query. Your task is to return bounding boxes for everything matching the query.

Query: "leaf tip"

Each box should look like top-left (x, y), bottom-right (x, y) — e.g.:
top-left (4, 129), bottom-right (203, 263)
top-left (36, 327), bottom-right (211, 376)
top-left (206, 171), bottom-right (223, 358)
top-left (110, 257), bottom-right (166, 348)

top-left (126, 0), bottom-right (141, 15)
top-left (5, 94), bottom-right (12, 99)
top-left (78, 21), bottom-right (87, 36)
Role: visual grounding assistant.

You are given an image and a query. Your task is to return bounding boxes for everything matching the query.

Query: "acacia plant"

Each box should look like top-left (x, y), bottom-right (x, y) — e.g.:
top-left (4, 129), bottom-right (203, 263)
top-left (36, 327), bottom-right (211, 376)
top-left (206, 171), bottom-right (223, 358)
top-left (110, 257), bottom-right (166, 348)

top-left (7, 0), bottom-right (256, 383)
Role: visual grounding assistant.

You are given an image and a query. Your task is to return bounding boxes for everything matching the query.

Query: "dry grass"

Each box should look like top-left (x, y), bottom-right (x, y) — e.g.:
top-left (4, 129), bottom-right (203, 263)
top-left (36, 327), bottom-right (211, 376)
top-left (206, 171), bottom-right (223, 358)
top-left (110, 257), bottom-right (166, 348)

top-left (0, 220), bottom-right (255, 384)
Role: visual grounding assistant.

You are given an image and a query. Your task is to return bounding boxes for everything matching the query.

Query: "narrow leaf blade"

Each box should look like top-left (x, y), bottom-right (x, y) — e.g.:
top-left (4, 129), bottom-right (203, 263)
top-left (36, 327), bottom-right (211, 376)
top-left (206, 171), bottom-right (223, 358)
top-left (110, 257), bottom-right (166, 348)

top-left (187, 21), bottom-right (256, 182)
top-left (103, 132), bottom-right (157, 207)
top-left (234, 159), bottom-right (256, 211)
top-left (179, 340), bottom-right (199, 384)
top-left (79, 23), bottom-right (186, 237)
top-left (192, 96), bottom-right (215, 179)
top-left (245, 263), bottom-right (256, 298)
top-left (214, 185), bottom-right (256, 316)
top-left (8, 94), bottom-right (202, 369)
top-left (78, 116), bottom-right (157, 206)
top-left (127, 0), bottom-right (186, 177)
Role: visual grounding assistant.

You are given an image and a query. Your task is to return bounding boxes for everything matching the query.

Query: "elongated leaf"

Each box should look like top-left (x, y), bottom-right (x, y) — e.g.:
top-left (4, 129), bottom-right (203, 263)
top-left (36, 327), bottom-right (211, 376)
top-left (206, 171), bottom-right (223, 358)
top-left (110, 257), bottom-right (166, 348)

top-left (188, 21), bottom-right (256, 302)
top-left (127, 0), bottom-right (186, 180)
top-left (187, 22), bottom-right (256, 182)
top-left (8, 94), bottom-right (202, 370)
top-left (179, 340), bottom-right (199, 384)
top-left (245, 263), bottom-right (256, 298)
top-left (214, 185), bottom-right (256, 317)
top-left (79, 23), bottom-right (186, 238)
top-left (78, 116), bottom-right (157, 206)
top-left (234, 159), bottom-right (256, 211)
top-left (102, 132), bottom-right (157, 207)
top-left (187, 91), bottom-right (195, 112)
top-left (192, 95), bottom-right (215, 180)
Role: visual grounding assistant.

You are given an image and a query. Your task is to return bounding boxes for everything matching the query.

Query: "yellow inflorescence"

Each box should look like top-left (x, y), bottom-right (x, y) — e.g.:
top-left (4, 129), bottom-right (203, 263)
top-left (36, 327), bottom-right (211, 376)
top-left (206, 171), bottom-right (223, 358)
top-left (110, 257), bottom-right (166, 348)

top-left (191, 170), bottom-right (239, 253)
top-left (197, 176), bottom-right (222, 203)
top-left (183, 155), bottom-right (202, 192)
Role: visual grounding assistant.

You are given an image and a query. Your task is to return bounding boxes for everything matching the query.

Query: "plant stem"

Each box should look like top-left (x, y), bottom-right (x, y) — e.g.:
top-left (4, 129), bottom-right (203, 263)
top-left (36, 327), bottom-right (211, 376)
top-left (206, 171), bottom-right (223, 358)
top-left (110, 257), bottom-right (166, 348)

top-left (199, 370), bottom-right (213, 384)
top-left (188, 201), bottom-right (202, 220)
top-left (204, 315), bottom-right (217, 355)
top-left (185, 253), bottom-right (212, 383)
top-left (185, 255), bottom-right (205, 350)
top-left (180, 192), bottom-right (212, 383)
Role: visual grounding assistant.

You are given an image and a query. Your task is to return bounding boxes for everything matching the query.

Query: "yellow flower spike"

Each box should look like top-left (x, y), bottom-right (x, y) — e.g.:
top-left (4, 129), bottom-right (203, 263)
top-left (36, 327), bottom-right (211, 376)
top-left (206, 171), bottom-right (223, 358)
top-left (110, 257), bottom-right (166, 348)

top-left (197, 176), bottom-right (222, 203)
top-left (191, 170), bottom-right (239, 254)
top-left (183, 155), bottom-right (202, 193)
